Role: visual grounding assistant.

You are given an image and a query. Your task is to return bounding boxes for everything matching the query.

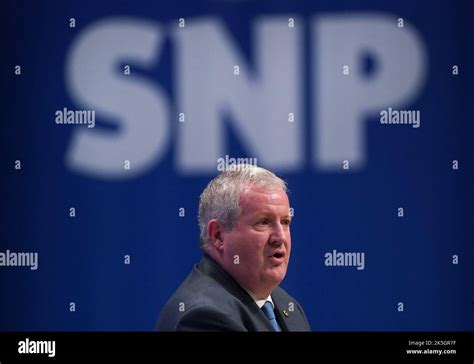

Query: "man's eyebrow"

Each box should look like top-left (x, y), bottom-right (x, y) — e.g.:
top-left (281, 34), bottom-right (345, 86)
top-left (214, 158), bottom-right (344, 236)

top-left (250, 211), bottom-right (292, 218)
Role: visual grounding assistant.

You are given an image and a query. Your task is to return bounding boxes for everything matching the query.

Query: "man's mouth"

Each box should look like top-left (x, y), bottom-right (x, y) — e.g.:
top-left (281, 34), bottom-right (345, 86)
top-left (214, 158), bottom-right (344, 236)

top-left (268, 251), bottom-right (286, 264)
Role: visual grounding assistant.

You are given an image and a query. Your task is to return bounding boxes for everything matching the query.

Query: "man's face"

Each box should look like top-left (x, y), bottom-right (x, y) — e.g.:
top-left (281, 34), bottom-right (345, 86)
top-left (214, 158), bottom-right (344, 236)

top-left (220, 185), bottom-right (292, 298)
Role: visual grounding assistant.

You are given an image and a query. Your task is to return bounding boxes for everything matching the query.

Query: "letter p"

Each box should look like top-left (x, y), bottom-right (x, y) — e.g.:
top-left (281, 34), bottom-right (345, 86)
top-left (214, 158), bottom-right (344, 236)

top-left (314, 13), bottom-right (427, 170)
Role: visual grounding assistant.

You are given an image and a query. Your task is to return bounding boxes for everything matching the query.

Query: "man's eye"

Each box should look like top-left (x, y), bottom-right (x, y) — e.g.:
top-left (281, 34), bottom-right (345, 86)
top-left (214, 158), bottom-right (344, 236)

top-left (282, 219), bottom-right (291, 226)
top-left (257, 219), bottom-right (269, 225)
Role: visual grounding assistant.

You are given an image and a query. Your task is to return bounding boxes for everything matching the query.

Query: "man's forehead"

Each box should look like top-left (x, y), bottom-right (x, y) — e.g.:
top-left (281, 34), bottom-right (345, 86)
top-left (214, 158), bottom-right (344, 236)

top-left (239, 185), bottom-right (289, 210)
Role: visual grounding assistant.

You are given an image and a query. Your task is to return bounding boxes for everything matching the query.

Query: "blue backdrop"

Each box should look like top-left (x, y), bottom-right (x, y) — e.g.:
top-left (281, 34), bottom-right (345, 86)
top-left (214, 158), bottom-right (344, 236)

top-left (1, 0), bottom-right (472, 331)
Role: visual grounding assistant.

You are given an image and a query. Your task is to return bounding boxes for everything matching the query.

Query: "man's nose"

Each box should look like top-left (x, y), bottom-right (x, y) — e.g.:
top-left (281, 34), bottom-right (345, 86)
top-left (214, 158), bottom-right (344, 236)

top-left (269, 222), bottom-right (287, 245)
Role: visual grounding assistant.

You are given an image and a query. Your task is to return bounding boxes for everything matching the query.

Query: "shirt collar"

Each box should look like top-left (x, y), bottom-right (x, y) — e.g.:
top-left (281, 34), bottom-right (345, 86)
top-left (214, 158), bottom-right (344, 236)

top-left (242, 287), bottom-right (274, 309)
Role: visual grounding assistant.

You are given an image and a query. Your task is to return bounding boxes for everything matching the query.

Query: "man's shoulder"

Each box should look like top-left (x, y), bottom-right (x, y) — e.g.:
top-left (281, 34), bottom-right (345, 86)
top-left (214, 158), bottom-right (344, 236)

top-left (155, 256), bottom-right (254, 331)
top-left (156, 270), bottom-right (246, 330)
top-left (169, 263), bottom-right (239, 308)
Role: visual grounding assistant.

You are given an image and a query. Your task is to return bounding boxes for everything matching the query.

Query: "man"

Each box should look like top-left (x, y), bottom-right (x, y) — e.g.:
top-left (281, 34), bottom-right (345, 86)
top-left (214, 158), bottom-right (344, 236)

top-left (156, 164), bottom-right (311, 331)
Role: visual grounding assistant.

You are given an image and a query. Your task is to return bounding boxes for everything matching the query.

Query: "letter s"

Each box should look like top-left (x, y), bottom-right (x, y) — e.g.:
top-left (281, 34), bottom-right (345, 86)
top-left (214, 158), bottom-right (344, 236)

top-left (65, 17), bottom-right (169, 179)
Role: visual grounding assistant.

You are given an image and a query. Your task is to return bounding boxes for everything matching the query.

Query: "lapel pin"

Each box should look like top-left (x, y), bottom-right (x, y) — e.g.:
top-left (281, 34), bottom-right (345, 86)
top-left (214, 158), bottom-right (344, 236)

top-left (283, 310), bottom-right (289, 317)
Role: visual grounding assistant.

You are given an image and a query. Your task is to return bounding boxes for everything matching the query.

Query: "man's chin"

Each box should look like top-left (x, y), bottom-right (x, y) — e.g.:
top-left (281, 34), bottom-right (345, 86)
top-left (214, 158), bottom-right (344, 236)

top-left (266, 265), bottom-right (287, 282)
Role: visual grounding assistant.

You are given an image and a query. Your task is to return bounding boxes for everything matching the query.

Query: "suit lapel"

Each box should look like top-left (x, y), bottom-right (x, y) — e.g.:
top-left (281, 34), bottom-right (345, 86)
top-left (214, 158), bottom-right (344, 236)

top-left (198, 254), bottom-right (298, 331)
top-left (273, 298), bottom-right (290, 332)
top-left (198, 254), bottom-right (255, 306)
top-left (198, 254), bottom-right (275, 331)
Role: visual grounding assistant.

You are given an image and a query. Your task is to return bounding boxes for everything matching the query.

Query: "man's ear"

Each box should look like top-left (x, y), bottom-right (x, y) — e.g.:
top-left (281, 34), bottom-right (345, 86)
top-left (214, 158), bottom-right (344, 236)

top-left (207, 219), bottom-right (224, 252)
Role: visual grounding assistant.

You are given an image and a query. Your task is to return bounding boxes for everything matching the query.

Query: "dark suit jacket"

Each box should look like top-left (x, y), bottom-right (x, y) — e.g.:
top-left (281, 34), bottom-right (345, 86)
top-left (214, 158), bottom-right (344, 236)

top-left (155, 254), bottom-right (311, 331)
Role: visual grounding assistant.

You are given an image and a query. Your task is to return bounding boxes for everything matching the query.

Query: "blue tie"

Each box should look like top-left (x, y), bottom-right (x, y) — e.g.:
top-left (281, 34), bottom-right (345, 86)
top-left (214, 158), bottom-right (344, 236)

top-left (261, 301), bottom-right (281, 331)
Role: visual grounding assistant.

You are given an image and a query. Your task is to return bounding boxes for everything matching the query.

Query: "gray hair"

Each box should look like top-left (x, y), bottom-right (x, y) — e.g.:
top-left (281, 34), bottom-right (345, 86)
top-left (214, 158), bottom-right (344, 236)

top-left (198, 164), bottom-right (287, 249)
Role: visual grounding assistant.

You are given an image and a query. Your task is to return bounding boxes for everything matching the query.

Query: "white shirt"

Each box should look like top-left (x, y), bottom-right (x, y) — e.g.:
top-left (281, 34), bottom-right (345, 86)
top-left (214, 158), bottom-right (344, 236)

top-left (242, 287), bottom-right (275, 309)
